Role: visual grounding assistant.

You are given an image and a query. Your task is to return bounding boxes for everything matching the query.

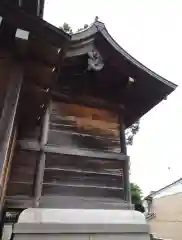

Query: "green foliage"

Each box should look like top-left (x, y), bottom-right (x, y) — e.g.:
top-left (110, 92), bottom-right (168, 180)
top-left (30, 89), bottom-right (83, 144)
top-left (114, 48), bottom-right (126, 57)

top-left (126, 120), bottom-right (140, 145)
top-left (60, 22), bottom-right (73, 34)
top-left (60, 16), bottom-right (98, 34)
top-left (61, 22), bottom-right (87, 34)
top-left (130, 182), bottom-right (143, 204)
top-left (130, 183), bottom-right (145, 213)
top-left (77, 24), bottom-right (89, 32)
top-left (134, 203), bottom-right (145, 213)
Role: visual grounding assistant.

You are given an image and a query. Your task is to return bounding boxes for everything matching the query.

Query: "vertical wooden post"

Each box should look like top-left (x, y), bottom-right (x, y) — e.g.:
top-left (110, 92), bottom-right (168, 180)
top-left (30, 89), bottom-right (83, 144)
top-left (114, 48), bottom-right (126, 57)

top-left (33, 152), bottom-right (46, 207)
top-left (0, 65), bottom-right (23, 199)
top-left (118, 114), bottom-right (131, 208)
top-left (33, 103), bottom-right (50, 207)
top-left (0, 28), bottom-right (29, 201)
top-left (40, 105), bottom-right (50, 147)
top-left (0, 126), bottom-right (17, 207)
top-left (125, 157), bottom-right (132, 208)
top-left (0, 27), bottom-right (29, 230)
top-left (119, 116), bottom-right (127, 155)
top-left (0, 207), bottom-right (6, 239)
top-left (0, 65), bottom-right (23, 232)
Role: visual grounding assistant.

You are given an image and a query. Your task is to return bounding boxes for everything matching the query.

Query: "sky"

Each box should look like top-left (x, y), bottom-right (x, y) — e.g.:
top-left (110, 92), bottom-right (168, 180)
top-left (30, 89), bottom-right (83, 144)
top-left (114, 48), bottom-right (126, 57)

top-left (44, 0), bottom-right (182, 196)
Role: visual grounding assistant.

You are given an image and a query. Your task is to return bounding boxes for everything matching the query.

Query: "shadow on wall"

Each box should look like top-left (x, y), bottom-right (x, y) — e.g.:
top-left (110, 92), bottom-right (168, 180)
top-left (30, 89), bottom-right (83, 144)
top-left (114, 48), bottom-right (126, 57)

top-left (134, 203), bottom-right (145, 213)
top-left (150, 234), bottom-right (172, 240)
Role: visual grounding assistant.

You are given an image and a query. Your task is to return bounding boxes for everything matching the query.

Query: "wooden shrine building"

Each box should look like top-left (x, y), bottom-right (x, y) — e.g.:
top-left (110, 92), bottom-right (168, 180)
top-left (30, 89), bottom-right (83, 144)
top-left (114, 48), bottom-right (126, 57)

top-left (0, 0), bottom-right (177, 226)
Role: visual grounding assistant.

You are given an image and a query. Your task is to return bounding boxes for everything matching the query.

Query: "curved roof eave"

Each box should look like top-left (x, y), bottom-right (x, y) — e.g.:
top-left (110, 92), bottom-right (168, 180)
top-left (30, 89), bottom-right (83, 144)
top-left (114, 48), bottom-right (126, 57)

top-left (71, 21), bottom-right (177, 90)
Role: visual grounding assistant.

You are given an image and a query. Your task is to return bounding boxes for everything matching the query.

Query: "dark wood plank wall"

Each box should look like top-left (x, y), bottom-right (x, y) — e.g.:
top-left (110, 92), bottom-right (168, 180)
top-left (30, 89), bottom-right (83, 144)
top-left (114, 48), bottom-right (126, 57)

top-left (2, 0), bottom-right (44, 18)
top-left (6, 151), bottom-right (124, 199)
top-left (5, 100), bottom-right (126, 208)
top-left (48, 101), bottom-right (121, 153)
top-left (6, 150), bottom-right (39, 197)
top-left (42, 153), bottom-right (124, 198)
top-left (0, 54), bottom-right (12, 142)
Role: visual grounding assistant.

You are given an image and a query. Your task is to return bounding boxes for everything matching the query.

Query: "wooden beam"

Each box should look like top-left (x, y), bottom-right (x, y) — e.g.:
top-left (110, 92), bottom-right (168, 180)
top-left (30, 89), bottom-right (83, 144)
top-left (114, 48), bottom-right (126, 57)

top-left (0, 207), bottom-right (6, 239)
top-left (118, 115), bottom-right (127, 154)
top-left (40, 103), bottom-right (50, 147)
top-left (44, 145), bottom-right (128, 161)
top-left (0, 127), bottom-right (17, 208)
top-left (18, 140), bottom-right (40, 151)
top-left (118, 114), bottom-right (131, 207)
top-left (33, 152), bottom-right (45, 207)
top-left (42, 183), bottom-right (123, 199)
top-left (38, 196), bottom-right (129, 210)
top-left (5, 195), bottom-right (129, 210)
top-left (45, 167), bottom-right (123, 177)
top-left (51, 90), bottom-right (124, 113)
top-left (0, 3), bottom-right (69, 47)
top-left (0, 64), bottom-right (23, 221)
top-left (33, 104), bottom-right (50, 207)
top-left (0, 64), bottom-right (23, 188)
top-left (0, 28), bottom-right (30, 183)
top-left (43, 171), bottom-right (122, 189)
top-left (21, 0), bottom-right (41, 17)
top-left (5, 197), bottom-right (33, 209)
top-left (43, 182), bottom-right (123, 191)
top-left (66, 41), bottom-right (94, 57)
top-left (123, 159), bottom-right (131, 208)
top-left (18, 140), bottom-right (128, 161)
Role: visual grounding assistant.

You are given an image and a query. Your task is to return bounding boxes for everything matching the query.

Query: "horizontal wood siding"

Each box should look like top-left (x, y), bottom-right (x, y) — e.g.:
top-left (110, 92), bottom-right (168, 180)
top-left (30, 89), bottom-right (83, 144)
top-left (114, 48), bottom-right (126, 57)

top-left (6, 182), bottom-right (33, 196)
top-left (5, 100), bottom-right (126, 207)
top-left (42, 184), bottom-right (124, 198)
top-left (48, 102), bottom-right (120, 153)
top-left (6, 149), bottom-right (39, 197)
top-left (6, 150), bottom-right (124, 201)
top-left (42, 153), bottom-right (124, 199)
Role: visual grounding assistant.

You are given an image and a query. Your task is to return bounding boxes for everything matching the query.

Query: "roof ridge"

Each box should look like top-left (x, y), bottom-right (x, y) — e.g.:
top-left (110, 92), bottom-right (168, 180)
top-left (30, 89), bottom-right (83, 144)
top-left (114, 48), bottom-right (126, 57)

top-left (145, 177), bottom-right (182, 199)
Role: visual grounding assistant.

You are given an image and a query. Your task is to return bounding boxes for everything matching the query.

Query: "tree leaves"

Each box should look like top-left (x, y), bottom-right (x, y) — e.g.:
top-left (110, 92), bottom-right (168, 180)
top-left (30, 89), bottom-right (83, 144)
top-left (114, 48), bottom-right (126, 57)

top-left (125, 120), bottom-right (140, 145)
top-left (60, 22), bottom-right (73, 34)
top-left (130, 182), bottom-right (145, 213)
top-left (130, 182), bottom-right (143, 204)
top-left (60, 16), bottom-right (98, 34)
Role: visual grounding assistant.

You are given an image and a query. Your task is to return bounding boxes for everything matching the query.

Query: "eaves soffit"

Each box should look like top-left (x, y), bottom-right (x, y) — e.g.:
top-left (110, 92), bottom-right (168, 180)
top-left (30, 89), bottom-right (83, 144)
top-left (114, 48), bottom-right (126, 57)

top-left (69, 21), bottom-right (177, 91)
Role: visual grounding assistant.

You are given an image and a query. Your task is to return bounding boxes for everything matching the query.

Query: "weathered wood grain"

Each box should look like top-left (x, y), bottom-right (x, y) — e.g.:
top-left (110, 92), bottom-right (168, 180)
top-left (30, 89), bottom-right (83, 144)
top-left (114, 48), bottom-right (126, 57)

top-left (42, 183), bottom-right (124, 199)
top-left (0, 64), bottom-right (23, 200)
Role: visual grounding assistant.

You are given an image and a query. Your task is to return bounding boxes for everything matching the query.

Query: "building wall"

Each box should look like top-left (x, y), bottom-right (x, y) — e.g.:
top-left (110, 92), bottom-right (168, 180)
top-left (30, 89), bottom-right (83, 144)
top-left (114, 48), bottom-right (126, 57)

top-left (148, 192), bottom-right (182, 240)
top-left (154, 181), bottom-right (182, 199)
